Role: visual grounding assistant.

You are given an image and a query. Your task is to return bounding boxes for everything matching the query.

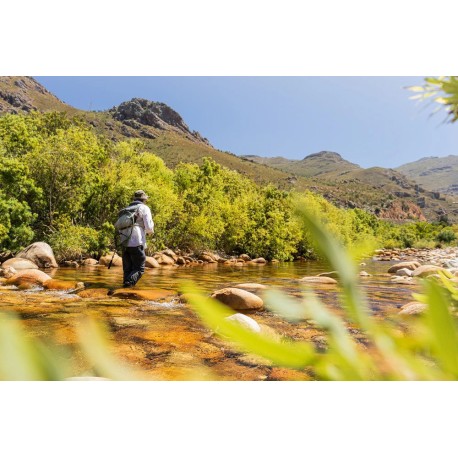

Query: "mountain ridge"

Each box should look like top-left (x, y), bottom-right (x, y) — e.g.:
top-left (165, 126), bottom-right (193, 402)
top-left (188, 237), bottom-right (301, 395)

top-left (1, 76), bottom-right (457, 223)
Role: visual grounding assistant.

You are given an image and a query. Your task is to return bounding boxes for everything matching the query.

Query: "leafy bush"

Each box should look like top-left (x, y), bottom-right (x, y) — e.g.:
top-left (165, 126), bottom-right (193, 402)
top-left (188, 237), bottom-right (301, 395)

top-left (47, 217), bottom-right (101, 262)
top-left (436, 229), bottom-right (457, 244)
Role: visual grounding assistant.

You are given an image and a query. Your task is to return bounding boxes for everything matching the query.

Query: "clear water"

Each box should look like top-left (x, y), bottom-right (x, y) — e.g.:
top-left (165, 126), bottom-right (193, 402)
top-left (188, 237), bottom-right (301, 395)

top-left (0, 259), bottom-right (419, 380)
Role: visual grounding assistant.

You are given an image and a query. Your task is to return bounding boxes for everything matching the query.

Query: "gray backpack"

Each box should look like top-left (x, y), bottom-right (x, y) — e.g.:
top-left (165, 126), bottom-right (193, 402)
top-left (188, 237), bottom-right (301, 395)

top-left (114, 203), bottom-right (141, 247)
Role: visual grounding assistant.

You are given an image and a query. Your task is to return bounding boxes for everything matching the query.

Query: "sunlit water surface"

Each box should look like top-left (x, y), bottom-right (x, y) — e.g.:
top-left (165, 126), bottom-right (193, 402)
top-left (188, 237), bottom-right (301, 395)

top-left (0, 259), bottom-right (418, 380)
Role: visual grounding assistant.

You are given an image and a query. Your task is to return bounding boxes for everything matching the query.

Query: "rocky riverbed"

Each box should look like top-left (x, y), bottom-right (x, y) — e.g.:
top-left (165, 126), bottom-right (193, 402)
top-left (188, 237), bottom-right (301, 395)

top-left (1, 244), bottom-right (457, 380)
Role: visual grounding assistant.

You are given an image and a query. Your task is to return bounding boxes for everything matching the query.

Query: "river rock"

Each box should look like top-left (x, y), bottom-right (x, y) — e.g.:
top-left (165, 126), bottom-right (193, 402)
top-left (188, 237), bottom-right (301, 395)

top-left (395, 268), bottom-right (413, 277)
top-left (111, 288), bottom-right (176, 301)
top-left (398, 302), bottom-right (427, 315)
top-left (359, 271), bottom-right (371, 277)
top-left (251, 258), bottom-right (267, 264)
top-left (239, 254), bottom-right (251, 262)
top-left (16, 242), bottom-right (58, 268)
top-left (99, 252), bottom-right (122, 267)
top-left (411, 265), bottom-right (448, 278)
top-left (63, 261), bottom-right (79, 268)
top-left (0, 266), bottom-right (17, 278)
top-left (154, 253), bottom-right (175, 265)
top-left (199, 253), bottom-right (217, 263)
top-left (162, 249), bottom-right (178, 261)
top-left (78, 288), bottom-right (111, 298)
top-left (316, 271), bottom-right (339, 279)
top-left (211, 287), bottom-right (264, 312)
top-left (299, 276), bottom-right (338, 284)
top-left (43, 279), bottom-right (85, 291)
top-left (145, 256), bottom-right (160, 268)
top-left (224, 313), bottom-right (261, 333)
top-left (2, 257), bottom-right (39, 270)
top-left (81, 258), bottom-right (98, 266)
top-left (5, 269), bottom-right (52, 287)
top-left (388, 261), bottom-right (422, 273)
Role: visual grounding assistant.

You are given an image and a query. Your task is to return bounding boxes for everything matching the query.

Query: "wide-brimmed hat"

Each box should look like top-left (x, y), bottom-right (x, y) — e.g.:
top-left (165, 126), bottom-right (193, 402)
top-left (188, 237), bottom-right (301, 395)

top-left (133, 190), bottom-right (149, 201)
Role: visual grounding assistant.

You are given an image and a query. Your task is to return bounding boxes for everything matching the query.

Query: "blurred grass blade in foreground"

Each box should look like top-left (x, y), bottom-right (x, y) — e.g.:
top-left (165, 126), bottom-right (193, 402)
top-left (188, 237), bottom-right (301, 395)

top-left (183, 287), bottom-right (316, 369)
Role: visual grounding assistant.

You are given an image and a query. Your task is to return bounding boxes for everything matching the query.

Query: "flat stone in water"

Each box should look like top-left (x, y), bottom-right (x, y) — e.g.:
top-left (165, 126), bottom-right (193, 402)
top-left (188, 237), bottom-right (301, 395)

top-left (112, 288), bottom-right (177, 301)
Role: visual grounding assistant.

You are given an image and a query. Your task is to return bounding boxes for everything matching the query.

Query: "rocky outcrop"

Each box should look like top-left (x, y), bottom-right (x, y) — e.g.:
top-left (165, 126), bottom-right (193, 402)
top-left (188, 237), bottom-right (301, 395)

top-left (16, 242), bottom-right (58, 268)
top-left (108, 98), bottom-right (211, 145)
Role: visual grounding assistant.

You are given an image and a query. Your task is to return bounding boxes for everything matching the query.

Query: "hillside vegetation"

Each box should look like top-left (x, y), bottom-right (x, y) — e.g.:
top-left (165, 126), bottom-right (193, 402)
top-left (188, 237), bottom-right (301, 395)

top-left (1, 111), bottom-right (457, 262)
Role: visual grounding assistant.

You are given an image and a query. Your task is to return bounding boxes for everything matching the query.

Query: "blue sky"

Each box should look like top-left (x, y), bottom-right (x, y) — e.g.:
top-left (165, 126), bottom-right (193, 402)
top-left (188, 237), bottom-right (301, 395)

top-left (34, 76), bottom-right (457, 169)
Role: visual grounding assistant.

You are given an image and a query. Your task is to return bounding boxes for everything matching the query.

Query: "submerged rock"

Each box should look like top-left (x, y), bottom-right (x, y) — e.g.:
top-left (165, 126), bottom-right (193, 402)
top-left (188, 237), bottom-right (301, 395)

top-left (5, 269), bottom-right (51, 287)
top-left (299, 276), bottom-right (338, 284)
top-left (43, 279), bottom-right (85, 291)
top-left (111, 288), bottom-right (176, 301)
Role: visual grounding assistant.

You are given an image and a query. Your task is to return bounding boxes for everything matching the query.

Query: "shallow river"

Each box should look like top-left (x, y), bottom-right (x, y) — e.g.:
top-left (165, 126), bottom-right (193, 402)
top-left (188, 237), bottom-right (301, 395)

top-left (0, 259), bottom-right (419, 381)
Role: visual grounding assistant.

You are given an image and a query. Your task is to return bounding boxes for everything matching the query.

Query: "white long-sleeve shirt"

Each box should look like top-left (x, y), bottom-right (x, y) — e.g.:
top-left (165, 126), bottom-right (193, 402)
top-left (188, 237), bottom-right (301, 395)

top-left (120, 201), bottom-right (154, 248)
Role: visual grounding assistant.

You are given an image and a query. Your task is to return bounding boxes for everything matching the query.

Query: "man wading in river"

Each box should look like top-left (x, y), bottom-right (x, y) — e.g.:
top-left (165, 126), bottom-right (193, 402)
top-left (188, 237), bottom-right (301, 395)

top-left (115, 190), bottom-right (154, 288)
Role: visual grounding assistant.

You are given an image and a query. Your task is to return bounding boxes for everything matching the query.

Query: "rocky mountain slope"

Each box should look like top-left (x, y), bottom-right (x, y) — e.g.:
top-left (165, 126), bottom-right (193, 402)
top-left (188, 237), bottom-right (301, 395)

top-left (0, 76), bottom-right (457, 223)
top-left (396, 155), bottom-right (458, 196)
top-left (243, 151), bottom-right (361, 177)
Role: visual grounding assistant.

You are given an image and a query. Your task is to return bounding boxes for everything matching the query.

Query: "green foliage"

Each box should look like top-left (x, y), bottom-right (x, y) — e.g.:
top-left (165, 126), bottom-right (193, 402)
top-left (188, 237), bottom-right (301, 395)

top-left (47, 216), bottom-right (101, 262)
top-left (0, 110), bottom-right (450, 260)
top-left (408, 76), bottom-right (458, 123)
top-left (436, 228), bottom-right (457, 244)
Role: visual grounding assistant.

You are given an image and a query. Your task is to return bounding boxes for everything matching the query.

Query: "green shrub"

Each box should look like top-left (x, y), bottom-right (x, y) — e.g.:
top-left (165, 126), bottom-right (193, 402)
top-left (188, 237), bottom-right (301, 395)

top-left (47, 217), bottom-right (100, 262)
top-left (436, 229), bottom-right (457, 244)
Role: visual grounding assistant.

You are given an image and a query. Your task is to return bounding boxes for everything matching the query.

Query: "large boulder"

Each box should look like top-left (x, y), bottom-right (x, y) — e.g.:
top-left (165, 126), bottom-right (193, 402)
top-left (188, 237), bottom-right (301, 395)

top-left (2, 257), bottom-right (38, 270)
top-left (5, 269), bottom-right (52, 288)
top-left (211, 287), bottom-right (264, 312)
top-left (16, 242), bottom-right (58, 268)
